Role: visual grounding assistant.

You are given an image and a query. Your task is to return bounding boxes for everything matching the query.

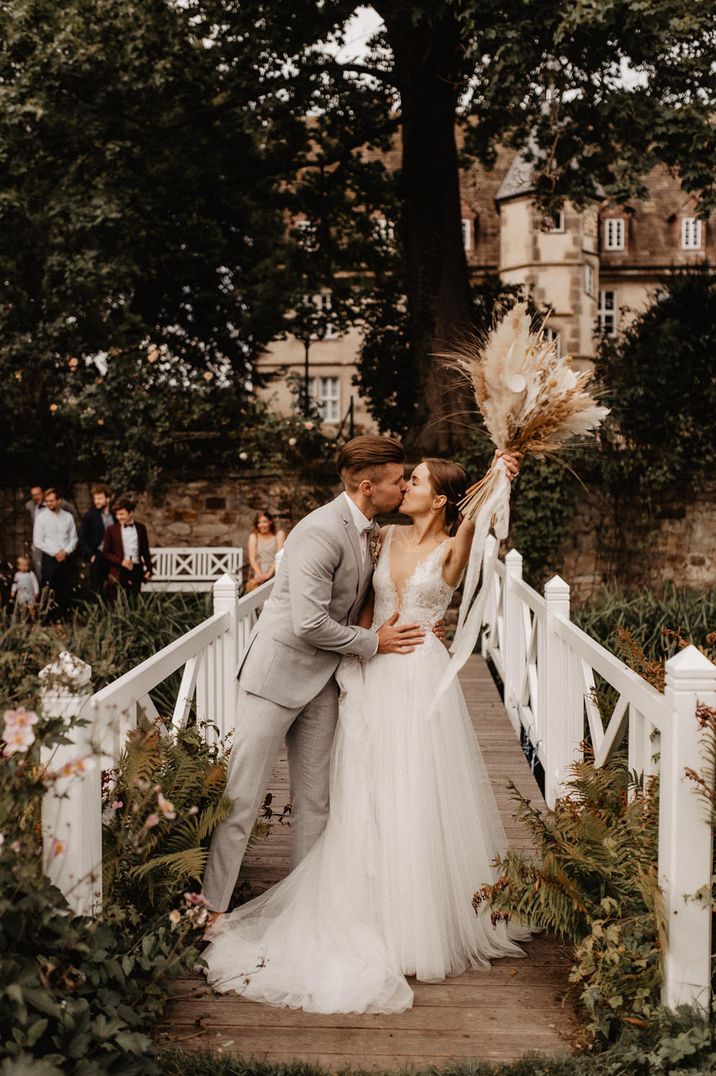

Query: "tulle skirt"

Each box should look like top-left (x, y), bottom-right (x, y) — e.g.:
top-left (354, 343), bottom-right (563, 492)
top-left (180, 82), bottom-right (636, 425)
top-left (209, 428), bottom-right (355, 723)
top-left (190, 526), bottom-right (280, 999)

top-left (202, 635), bottom-right (528, 1013)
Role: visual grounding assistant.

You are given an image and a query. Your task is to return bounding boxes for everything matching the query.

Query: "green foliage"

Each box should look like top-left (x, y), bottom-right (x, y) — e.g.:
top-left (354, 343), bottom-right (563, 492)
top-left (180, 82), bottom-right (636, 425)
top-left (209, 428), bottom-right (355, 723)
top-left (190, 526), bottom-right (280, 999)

top-left (0, 592), bottom-right (211, 713)
top-left (103, 724), bottom-right (233, 917)
top-left (573, 584), bottom-right (716, 666)
top-left (0, 711), bottom-right (207, 1073)
top-left (592, 267), bottom-right (716, 507)
top-left (478, 757), bottom-right (663, 1043)
top-left (357, 273), bottom-right (531, 439)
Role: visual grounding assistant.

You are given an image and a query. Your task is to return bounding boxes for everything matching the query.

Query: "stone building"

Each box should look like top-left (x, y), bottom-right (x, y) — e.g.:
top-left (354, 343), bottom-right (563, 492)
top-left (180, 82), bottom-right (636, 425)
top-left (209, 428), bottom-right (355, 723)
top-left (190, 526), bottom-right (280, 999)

top-left (257, 144), bottom-right (713, 429)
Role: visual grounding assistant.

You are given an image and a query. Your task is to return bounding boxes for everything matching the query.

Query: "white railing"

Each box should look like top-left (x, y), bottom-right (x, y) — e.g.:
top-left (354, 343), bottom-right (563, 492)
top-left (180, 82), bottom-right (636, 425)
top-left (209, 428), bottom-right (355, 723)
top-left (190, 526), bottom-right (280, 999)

top-left (39, 540), bottom-right (716, 1010)
top-left (144, 547), bottom-right (244, 592)
top-left (481, 535), bottom-right (716, 1009)
top-left (40, 573), bottom-right (273, 916)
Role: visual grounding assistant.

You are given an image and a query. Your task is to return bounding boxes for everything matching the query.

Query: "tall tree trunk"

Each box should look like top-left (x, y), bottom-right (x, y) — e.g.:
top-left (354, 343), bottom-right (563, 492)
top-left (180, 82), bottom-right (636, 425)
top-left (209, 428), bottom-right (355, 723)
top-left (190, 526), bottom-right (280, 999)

top-left (377, 4), bottom-right (473, 454)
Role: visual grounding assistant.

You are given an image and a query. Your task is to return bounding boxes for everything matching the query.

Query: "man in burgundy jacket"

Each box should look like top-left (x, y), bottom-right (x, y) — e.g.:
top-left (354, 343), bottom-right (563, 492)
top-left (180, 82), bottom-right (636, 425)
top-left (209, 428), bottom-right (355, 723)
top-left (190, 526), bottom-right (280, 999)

top-left (103, 496), bottom-right (153, 601)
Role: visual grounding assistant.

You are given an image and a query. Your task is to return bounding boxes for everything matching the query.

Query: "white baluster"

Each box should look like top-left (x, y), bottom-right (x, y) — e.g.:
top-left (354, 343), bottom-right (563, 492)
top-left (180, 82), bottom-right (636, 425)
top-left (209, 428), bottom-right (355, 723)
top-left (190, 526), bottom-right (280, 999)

top-left (540, 575), bottom-right (576, 808)
top-left (481, 534), bottom-right (498, 658)
top-left (213, 573), bottom-right (240, 743)
top-left (503, 548), bottom-right (524, 735)
top-left (659, 645), bottom-right (716, 1009)
top-left (40, 652), bottom-right (101, 915)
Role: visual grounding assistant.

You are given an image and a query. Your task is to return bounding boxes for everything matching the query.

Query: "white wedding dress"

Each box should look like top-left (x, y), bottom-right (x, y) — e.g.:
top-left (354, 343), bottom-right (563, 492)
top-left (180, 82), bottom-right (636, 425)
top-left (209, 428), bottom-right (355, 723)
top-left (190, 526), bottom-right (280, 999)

top-left (203, 526), bottom-right (528, 1013)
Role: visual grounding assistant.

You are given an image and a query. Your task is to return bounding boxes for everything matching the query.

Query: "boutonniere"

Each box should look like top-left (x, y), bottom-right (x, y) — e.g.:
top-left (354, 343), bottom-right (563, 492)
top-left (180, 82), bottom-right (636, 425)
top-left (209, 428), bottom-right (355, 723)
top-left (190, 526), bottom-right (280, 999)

top-left (369, 532), bottom-right (382, 569)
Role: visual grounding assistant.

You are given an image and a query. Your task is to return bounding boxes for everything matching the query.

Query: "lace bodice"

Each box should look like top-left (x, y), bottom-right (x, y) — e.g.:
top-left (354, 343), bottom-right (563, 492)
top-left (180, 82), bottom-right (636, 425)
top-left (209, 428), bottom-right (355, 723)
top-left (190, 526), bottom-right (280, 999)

top-left (371, 526), bottom-right (454, 631)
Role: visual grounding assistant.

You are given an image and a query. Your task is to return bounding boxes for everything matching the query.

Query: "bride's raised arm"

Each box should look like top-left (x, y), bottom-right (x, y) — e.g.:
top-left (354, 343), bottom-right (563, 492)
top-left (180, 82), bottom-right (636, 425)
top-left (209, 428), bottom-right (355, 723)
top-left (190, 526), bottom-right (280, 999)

top-left (442, 450), bottom-right (521, 589)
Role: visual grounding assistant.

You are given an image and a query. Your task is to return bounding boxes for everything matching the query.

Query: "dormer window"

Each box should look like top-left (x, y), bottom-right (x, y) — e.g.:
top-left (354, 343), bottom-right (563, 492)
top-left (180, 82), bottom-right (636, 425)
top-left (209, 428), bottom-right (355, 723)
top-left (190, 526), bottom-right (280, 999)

top-left (681, 218), bottom-right (703, 250)
top-left (462, 218), bottom-right (473, 252)
top-left (604, 218), bottom-right (625, 251)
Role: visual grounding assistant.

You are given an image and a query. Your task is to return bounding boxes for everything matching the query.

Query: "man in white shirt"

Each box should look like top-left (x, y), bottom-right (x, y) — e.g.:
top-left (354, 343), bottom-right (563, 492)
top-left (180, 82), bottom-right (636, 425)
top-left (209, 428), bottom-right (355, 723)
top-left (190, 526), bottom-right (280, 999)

top-left (33, 488), bottom-right (78, 619)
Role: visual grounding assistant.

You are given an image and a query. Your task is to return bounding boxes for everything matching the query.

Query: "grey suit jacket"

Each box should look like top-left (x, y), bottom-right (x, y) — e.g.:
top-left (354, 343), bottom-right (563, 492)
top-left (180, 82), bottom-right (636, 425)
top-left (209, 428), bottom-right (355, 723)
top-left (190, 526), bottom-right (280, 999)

top-left (237, 494), bottom-right (379, 708)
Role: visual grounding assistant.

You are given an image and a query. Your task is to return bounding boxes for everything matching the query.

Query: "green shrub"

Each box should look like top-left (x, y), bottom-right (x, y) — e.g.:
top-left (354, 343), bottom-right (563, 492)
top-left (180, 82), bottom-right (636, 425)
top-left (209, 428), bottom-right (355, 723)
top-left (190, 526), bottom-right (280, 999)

top-left (573, 584), bottom-right (716, 666)
top-left (0, 707), bottom-right (211, 1073)
top-left (477, 755), bottom-right (663, 1044)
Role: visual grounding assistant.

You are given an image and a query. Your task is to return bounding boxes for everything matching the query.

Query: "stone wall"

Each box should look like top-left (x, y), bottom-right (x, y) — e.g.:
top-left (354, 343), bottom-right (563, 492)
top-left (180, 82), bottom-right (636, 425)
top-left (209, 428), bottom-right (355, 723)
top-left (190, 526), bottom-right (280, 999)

top-left (3, 475), bottom-right (714, 604)
top-left (560, 485), bottom-right (716, 603)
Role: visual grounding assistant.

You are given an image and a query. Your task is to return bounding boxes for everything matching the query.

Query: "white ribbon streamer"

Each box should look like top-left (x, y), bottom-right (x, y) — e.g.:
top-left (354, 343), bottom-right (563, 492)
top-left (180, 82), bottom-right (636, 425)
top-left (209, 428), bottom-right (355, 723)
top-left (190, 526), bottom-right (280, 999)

top-left (429, 458), bottom-right (512, 711)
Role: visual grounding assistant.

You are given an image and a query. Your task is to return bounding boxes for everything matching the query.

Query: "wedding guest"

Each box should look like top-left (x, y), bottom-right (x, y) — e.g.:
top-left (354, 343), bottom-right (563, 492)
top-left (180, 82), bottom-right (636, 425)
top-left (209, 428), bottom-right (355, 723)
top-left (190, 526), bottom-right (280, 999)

top-left (11, 554), bottom-right (39, 617)
top-left (25, 485), bottom-right (47, 580)
top-left (103, 497), bottom-right (153, 602)
top-left (26, 484), bottom-right (79, 580)
top-left (33, 488), bottom-right (78, 620)
top-left (79, 486), bottom-right (115, 593)
top-left (245, 510), bottom-right (286, 592)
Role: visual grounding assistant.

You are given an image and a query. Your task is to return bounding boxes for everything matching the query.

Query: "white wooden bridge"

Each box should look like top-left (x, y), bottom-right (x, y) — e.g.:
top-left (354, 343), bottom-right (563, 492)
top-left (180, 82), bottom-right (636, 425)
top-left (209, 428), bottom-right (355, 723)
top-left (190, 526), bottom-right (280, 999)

top-left (39, 537), bottom-right (716, 1064)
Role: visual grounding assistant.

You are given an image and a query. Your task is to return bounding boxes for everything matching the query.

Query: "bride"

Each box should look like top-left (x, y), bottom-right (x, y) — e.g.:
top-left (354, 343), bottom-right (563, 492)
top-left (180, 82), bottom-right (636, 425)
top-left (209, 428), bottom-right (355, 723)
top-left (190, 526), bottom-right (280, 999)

top-left (202, 454), bottom-right (528, 1014)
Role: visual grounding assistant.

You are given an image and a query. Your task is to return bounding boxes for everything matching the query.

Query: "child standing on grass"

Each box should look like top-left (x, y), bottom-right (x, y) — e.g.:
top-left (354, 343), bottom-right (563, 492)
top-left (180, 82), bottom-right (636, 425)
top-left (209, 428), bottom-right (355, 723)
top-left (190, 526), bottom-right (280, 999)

top-left (11, 554), bottom-right (39, 617)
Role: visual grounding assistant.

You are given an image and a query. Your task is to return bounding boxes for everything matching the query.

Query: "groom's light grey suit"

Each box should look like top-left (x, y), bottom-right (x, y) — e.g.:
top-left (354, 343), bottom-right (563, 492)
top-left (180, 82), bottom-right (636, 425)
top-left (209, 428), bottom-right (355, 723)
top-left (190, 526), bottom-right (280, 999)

top-left (203, 493), bottom-right (379, 912)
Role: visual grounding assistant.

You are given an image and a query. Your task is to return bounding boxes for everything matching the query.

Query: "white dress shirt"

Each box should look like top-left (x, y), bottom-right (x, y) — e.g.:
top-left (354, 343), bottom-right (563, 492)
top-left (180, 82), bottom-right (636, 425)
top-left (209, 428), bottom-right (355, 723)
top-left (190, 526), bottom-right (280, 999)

top-left (342, 492), bottom-right (375, 570)
top-left (33, 508), bottom-right (78, 557)
top-left (121, 524), bottom-right (140, 564)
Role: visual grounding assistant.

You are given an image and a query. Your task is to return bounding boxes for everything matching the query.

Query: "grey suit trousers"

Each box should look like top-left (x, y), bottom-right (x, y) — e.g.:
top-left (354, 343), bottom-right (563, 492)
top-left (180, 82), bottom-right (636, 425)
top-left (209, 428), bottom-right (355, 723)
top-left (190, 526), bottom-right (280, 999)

top-left (202, 678), bottom-right (339, 913)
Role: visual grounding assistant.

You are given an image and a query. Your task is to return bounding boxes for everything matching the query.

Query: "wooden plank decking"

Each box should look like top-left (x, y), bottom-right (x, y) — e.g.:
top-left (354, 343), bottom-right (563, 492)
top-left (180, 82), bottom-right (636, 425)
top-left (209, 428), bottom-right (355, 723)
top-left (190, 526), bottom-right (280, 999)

top-left (158, 656), bottom-right (578, 1069)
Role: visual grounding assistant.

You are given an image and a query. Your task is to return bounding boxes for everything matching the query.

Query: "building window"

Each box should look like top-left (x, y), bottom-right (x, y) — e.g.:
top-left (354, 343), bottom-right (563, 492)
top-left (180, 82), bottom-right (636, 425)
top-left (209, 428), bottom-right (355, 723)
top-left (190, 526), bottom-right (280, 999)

top-left (544, 327), bottom-right (561, 358)
top-left (313, 292), bottom-right (337, 338)
top-left (542, 210), bottom-right (565, 233)
top-left (598, 289), bottom-right (617, 335)
top-left (308, 376), bottom-right (341, 422)
top-left (375, 218), bottom-right (395, 245)
top-left (681, 217), bottom-right (703, 250)
top-left (462, 218), bottom-right (473, 251)
top-left (295, 218), bottom-right (317, 251)
top-left (603, 218), bottom-right (625, 251)
top-left (584, 263), bottom-right (595, 297)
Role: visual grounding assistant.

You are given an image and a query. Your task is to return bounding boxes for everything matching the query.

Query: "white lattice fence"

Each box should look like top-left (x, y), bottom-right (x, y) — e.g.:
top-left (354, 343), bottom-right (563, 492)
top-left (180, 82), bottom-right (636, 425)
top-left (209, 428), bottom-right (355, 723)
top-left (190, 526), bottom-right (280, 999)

top-left (145, 547), bottom-right (244, 592)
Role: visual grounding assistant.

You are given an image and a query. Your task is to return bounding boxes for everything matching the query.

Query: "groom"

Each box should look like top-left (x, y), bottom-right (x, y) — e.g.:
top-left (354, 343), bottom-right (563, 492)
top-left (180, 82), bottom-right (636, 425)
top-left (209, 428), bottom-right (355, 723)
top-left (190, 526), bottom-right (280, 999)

top-left (203, 434), bottom-right (426, 914)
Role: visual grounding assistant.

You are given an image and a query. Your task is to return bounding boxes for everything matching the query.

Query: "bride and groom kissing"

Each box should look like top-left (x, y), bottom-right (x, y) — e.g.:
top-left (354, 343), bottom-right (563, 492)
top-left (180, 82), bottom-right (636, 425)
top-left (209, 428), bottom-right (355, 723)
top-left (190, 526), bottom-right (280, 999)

top-left (201, 434), bottom-right (525, 1014)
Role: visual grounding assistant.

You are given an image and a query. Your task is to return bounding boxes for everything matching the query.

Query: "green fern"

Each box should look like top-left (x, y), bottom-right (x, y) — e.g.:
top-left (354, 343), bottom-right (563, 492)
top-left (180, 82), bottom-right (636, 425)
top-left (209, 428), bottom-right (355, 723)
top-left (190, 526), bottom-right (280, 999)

top-left (478, 753), bottom-right (663, 1044)
top-left (103, 723), bottom-right (244, 916)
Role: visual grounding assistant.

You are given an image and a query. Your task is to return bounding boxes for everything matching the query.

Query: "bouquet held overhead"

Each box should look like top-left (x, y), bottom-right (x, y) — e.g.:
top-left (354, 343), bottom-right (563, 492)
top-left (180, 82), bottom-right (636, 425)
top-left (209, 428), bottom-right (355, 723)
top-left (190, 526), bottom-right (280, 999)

top-left (434, 301), bottom-right (609, 702)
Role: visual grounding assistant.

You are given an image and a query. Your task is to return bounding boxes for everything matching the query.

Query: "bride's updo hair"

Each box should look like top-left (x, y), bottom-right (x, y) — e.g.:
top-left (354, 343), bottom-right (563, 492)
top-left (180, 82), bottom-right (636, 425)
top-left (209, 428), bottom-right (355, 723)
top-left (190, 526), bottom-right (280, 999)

top-left (423, 458), bottom-right (469, 536)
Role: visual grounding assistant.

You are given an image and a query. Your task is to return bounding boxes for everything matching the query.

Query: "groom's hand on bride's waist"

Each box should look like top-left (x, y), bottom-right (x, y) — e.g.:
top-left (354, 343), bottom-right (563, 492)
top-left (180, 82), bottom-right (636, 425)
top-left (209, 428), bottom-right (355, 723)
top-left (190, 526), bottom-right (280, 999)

top-left (376, 612), bottom-right (426, 654)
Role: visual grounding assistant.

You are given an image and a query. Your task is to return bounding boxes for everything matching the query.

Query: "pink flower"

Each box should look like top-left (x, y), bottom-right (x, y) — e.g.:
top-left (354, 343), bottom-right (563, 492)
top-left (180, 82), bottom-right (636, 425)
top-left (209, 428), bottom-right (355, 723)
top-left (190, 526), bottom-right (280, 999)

top-left (111, 799), bottom-right (124, 810)
top-left (168, 909), bottom-right (182, 926)
top-left (157, 792), bottom-right (176, 820)
top-left (184, 891), bottom-right (210, 908)
top-left (144, 813), bottom-right (160, 829)
top-left (60, 756), bottom-right (95, 779)
top-left (188, 805), bottom-right (199, 816)
top-left (10, 840), bottom-right (21, 854)
top-left (3, 727), bottom-right (35, 756)
top-left (4, 708), bottom-right (39, 731)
